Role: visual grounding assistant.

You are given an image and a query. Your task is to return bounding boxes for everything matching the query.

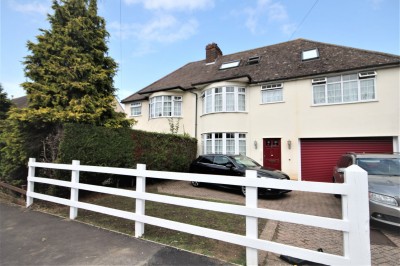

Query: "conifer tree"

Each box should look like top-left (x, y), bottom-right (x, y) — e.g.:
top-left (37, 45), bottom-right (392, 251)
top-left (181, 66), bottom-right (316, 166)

top-left (12, 0), bottom-right (132, 128)
top-left (0, 84), bottom-right (13, 120)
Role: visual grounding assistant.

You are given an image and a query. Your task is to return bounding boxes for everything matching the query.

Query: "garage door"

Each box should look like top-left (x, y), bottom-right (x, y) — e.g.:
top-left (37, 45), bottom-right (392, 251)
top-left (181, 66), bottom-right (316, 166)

top-left (301, 137), bottom-right (393, 182)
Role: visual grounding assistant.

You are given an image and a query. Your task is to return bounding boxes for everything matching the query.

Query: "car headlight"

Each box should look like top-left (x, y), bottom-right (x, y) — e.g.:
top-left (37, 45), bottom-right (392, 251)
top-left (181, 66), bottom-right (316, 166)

top-left (369, 192), bottom-right (398, 206)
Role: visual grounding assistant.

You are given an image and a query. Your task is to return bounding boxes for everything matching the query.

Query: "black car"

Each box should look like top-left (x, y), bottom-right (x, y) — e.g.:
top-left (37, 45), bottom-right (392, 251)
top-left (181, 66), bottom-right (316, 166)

top-left (189, 154), bottom-right (291, 196)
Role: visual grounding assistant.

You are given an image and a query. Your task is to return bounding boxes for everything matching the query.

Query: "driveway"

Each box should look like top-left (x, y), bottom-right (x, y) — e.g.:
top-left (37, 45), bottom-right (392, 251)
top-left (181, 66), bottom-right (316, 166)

top-left (157, 180), bottom-right (400, 265)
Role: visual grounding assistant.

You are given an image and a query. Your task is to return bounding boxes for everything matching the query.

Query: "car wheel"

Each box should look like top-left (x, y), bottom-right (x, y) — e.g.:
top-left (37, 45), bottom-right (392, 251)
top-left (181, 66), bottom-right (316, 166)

top-left (241, 186), bottom-right (246, 196)
top-left (191, 181), bottom-right (201, 187)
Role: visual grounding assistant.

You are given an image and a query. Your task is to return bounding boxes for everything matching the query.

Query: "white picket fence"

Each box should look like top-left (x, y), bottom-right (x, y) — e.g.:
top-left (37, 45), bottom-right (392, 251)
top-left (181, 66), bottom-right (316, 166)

top-left (26, 158), bottom-right (371, 265)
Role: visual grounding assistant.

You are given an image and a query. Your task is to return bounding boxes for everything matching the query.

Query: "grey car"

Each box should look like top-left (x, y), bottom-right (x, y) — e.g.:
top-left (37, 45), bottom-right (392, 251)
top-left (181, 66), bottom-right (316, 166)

top-left (333, 153), bottom-right (400, 227)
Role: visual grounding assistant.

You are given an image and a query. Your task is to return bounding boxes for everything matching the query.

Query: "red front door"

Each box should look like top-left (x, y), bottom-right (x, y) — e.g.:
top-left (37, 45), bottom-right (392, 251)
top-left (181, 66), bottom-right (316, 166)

top-left (263, 138), bottom-right (281, 170)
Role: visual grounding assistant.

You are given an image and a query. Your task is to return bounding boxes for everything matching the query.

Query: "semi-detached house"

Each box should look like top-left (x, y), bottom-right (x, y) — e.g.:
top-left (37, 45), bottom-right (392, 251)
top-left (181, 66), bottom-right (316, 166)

top-left (121, 39), bottom-right (400, 182)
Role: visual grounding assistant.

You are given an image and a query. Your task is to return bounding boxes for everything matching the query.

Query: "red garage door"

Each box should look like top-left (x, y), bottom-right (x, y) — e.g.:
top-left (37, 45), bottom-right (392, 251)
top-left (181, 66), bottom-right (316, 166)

top-left (301, 137), bottom-right (393, 182)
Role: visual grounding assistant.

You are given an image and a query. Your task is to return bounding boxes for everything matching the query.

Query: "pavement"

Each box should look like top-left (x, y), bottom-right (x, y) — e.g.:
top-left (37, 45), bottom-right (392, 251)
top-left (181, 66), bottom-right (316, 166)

top-left (1, 181), bottom-right (399, 265)
top-left (0, 202), bottom-right (231, 266)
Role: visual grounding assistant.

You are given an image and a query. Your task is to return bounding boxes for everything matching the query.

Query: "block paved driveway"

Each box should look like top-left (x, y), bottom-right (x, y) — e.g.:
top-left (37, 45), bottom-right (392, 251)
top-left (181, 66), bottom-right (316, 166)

top-left (158, 180), bottom-right (400, 265)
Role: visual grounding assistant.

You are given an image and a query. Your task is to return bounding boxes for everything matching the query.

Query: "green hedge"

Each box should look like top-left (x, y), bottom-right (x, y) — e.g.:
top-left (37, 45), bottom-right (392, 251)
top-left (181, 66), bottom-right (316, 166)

top-left (58, 123), bottom-right (197, 185)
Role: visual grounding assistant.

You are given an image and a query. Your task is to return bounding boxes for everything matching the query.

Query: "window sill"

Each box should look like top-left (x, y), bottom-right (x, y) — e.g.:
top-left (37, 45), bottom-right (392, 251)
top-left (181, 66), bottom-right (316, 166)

top-left (201, 111), bottom-right (248, 117)
top-left (149, 116), bottom-right (182, 119)
top-left (311, 99), bottom-right (378, 107)
top-left (260, 101), bottom-right (285, 105)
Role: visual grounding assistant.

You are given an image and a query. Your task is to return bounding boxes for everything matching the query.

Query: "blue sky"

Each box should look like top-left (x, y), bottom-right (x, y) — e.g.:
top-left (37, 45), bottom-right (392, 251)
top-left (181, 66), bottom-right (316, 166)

top-left (1, 0), bottom-right (399, 102)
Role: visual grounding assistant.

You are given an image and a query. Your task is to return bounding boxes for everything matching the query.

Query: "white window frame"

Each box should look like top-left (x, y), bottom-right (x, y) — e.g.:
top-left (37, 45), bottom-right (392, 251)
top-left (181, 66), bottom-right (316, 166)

top-left (312, 72), bottom-right (377, 105)
top-left (130, 102), bottom-right (142, 116)
top-left (149, 95), bottom-right (183, 118)
top-left (201, 132), bottom-right (246, 155)
top-left (220, 60), bottom-right (240, 70)
top-left (302, 48), bottom-right (319, 61)
top-left (202, 87), bottom-right (246, 114)
top-left (261, 83), bottom-right (283, 104)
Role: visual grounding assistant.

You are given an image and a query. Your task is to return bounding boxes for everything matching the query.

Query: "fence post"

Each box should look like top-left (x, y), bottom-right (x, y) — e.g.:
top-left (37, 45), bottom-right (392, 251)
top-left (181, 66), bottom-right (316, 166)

top-left (245, 170), bottom-right (258, 266)
top-left (343, 165), bottom-right (371, 265)
top-left (135, 164), bottom-right (146, 238)
top-left (69, 160), bottom-right (80, 220)
top-left (26, 158), bottom-right (36, 207)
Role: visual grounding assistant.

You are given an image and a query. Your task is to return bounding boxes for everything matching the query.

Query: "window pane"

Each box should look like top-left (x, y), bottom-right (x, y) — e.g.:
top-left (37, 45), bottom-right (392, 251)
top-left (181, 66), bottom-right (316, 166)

top-left (239, 140), bottom-right (246, 155)
top-left (163, 100), bottom-right (172, 116)
top-left (238, 94), bottom-right (245, 111)
top-left (327, 76), bottom-right (341, 83)
top-left (327, 83), bottom-right (341, 103)
top-left (205, 134), bottom-right (212, 154)
top-left (131, 106), bottom-right (141, 116)
top-left (226, 92), bottom-right (235, 111)
top-left (215, 133), bottom-right (222, 154)
top-left (342, 74), bottom-right (357, 81)
top-left (313, 85), bottom-right (326, 104)
top-left (343, 81), bottom-right (358, 102)
top-left (174, 101), bottom-right (182, 116)
top-left (262, 89), bottom-right (282, 103)
top-left (226, 133), bottom-right (235, 154)
top-left (226, 87), bottom-right (234, 92)
top-left (155, 102), bottom-right (162, 117)
top-left (360, 79), bottom-right (375, 100)
top-left (215, 93), bottom-right (223, 112)
top-left (205, 93), bottom-right (212, 114)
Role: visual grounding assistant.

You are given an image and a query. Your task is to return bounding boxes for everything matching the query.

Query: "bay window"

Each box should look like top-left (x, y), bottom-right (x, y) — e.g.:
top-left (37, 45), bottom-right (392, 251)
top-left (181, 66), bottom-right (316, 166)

top-left (202, 86), bottom-right (246, 114)
top-left (202, 133), bottom-right (246, 155)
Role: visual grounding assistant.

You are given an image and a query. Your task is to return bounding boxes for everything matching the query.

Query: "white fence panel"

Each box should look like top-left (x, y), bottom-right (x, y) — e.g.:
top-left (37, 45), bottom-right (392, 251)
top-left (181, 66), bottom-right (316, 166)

top-left (26, 158), bottom-right (371, 265)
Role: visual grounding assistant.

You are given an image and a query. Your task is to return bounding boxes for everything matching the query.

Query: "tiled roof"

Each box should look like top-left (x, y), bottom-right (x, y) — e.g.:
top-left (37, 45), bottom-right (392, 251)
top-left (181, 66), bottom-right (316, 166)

top-left (11, 96), bottom-right (28, 108)
top-left (121, 38), bottom-right (400, 103)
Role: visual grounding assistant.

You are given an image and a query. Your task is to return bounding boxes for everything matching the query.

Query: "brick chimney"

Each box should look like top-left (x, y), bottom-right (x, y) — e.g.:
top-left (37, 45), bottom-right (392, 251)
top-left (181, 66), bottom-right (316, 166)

top-left (205, 43), bottom-right (223, 63)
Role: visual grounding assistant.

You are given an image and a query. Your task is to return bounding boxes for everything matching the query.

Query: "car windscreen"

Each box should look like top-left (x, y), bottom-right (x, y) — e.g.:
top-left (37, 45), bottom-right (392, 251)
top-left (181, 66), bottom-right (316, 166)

top-left (231, 155), bottom-right (261, 168)
top-left (356, 158), bottom-right (400, 176)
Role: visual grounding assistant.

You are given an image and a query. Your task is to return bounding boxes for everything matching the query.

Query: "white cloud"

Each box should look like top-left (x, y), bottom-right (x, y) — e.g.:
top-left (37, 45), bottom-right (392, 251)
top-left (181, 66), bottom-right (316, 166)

top-left (109, 14), bottom-right (198, 56)
top-left (110, 15), bottom-right (198, 43)
top-left (8, 0), bottom-right (51, 15)
top-left (243, 0), bottom-right (290, 35)
top-left (123, 0), bottom-right (214, 11)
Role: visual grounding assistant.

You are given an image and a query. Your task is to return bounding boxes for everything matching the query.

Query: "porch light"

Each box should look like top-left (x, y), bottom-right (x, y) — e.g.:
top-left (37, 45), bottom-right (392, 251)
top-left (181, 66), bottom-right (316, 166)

top-left (287, 140), bottom-right (292, 150)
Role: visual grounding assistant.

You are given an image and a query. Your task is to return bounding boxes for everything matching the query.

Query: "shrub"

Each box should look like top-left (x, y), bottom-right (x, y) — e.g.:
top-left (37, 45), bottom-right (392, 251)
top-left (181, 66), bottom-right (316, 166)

top-left (57, 124), bottom-right (197, 186)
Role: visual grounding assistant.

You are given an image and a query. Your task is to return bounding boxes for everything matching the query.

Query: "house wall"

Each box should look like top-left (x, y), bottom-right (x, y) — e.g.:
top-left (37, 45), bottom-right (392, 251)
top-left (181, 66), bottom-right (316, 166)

top-left (125, 90), bottom-right (196, 136)
top-left (196, 67), bottom-right (400, 180)
top-left (123, 66), bottom-right (399, 180)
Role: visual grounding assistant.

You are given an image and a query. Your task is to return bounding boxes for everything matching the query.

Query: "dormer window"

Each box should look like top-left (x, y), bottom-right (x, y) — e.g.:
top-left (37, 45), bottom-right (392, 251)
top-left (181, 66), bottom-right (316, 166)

top-left (302, 48), bottom-right (319, 61)
top-left (220, 60), bottom-right (240, 70)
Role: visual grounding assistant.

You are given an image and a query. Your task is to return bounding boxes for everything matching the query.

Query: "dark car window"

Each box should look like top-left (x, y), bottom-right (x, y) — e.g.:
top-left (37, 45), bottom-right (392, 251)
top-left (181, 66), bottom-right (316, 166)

top-left (214, 156), bottom-right (230, 166)
top-left (199, 156), bottom-right (214, 164)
